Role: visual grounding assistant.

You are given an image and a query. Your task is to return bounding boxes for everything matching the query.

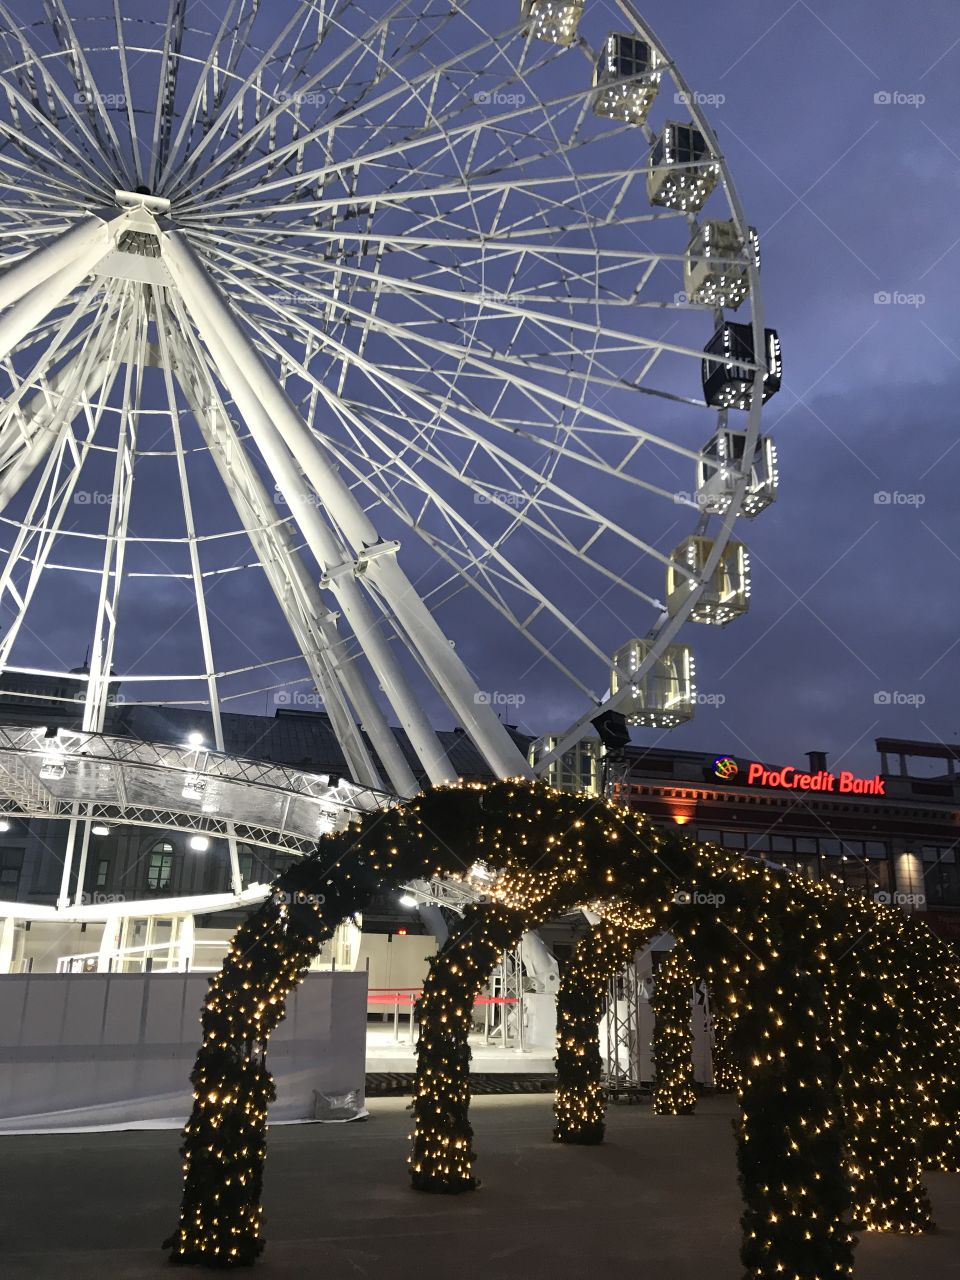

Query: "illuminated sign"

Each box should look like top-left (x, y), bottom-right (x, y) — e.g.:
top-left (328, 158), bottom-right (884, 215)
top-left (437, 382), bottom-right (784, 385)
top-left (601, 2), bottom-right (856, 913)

top-left (745, 761), bottom-right (885, 796)
top-left (713, 756), bottom-right (739, 781)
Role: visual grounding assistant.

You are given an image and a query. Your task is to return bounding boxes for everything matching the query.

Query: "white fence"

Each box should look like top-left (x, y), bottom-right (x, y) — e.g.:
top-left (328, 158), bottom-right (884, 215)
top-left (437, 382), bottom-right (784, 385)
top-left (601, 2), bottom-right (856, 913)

top-left (0, 970), bottom-right (367, 1132)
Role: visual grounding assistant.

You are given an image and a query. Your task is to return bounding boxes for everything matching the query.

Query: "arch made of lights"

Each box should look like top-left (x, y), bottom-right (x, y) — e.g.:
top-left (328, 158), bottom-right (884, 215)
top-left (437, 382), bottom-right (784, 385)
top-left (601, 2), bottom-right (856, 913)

top-left (164, 781), bottom-right (960, 1279)
top-left (553, 918), bottom-right (647, 1145)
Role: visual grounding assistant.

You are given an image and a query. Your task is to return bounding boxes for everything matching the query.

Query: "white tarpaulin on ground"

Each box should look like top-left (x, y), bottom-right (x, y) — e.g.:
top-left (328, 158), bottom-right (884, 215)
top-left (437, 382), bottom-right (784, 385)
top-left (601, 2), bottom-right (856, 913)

top-left (0, 970), bottom-right (367, 1133)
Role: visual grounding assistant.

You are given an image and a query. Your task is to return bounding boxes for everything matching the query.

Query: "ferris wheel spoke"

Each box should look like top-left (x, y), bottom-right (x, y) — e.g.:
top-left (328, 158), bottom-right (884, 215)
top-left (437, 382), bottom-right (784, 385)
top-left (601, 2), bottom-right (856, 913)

top-left (204, 258), bottom-right (693, 590)
top-left (40, 0), bottom-right (130, 186)
top-left (313, 396), bottom-right (620, 672)
top-left (227, 2), bottom-right (464, 195)
top-left (173, 14), bottom-right (545, 212)
top-left (0, 3), bottom-right (126, 197)
top-left (0, 129), bottom-right (109, 206)
top-left (109, 0), bottom-right (144, 186)
top-left (329, 462), bottom-right (609, 704)
top-left (190, 235), bottom-right (717, 449)
top-left (167, 0), bottom-right (408, 203)
top-left (329, 407), bottom-right (668, 619)
top-left (146, 0), bottom-right (187, 192)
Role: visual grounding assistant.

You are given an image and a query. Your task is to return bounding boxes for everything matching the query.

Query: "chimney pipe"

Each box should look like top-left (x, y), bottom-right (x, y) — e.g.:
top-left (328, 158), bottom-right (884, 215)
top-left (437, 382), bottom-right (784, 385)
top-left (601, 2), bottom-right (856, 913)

top-left (807, 750), bottom-right (828, 774)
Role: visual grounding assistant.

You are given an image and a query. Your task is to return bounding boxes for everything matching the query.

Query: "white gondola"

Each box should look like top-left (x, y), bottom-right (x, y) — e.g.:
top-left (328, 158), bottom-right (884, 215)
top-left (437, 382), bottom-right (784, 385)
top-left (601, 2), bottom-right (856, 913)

top-left (521, 0), bottom-right (584, 46)
top-left (685, 220), bottom-right (759, 310)
top-left (647, 121), bottom-right (720, 212)
top-left (667, 537), bottom-right (750, 626)
top-left (593, 33), bottom-right (661, 125)
top-left (696, 429), bottom-right (779, 518)
top-left (529, 736), bottom-right (601, 794)
top-left (610, 639), bottom-right (696, 728)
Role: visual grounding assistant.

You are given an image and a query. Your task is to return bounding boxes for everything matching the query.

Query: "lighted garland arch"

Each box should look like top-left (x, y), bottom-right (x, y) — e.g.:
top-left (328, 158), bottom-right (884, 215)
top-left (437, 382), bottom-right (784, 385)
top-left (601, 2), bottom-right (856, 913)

top-left (164, 782), bottom-right (960, 1279)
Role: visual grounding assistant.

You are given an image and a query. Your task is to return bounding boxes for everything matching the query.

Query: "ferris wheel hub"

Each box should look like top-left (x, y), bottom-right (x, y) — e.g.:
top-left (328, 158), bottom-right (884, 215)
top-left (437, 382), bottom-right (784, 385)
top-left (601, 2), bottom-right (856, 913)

top-left (114, 189), bottom-right (171, 216)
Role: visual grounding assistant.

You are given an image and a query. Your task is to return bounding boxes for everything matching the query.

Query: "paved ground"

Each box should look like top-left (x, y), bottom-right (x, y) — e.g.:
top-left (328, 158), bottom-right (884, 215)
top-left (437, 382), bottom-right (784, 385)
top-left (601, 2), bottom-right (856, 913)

top-left (1, 1096), bottom-right (959, 1279)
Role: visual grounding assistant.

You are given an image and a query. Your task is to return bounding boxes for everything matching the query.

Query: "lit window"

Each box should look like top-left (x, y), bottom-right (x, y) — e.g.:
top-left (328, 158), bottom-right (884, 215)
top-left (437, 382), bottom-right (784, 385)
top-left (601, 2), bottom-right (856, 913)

top-left (147, 842), bottom-right (175, 892)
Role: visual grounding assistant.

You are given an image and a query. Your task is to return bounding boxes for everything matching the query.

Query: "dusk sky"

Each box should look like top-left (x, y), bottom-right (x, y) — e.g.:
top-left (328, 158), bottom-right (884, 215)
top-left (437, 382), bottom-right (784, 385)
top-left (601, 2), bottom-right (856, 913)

top-left (591, 0), bottom-right (960, 774)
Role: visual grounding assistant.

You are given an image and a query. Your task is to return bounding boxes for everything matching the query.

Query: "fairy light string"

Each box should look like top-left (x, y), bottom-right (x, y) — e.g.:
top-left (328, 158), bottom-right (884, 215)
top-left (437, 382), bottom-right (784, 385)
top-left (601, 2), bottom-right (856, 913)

top-left (553, 919), bottom-right (646, 1144)
top-left (652, 941), bottom-right (698, 1116)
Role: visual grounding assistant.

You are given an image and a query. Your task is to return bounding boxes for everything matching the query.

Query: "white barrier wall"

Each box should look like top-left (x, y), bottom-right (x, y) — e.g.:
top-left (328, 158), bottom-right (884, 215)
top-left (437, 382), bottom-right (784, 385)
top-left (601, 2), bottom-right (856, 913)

top-left (0, 970), bottom-right (367, 1132)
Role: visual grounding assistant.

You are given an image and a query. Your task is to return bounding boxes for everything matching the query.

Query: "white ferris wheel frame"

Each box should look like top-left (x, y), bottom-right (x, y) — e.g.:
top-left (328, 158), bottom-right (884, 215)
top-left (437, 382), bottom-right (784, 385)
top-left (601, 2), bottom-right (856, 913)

top-left (0, 0), bottom-right (770, 924)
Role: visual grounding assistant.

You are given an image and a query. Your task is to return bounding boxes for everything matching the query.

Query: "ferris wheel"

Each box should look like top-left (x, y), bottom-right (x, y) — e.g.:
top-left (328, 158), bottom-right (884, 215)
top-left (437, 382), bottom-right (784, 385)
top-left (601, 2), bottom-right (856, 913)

top-left (0, 0), bottom-right (780, 909)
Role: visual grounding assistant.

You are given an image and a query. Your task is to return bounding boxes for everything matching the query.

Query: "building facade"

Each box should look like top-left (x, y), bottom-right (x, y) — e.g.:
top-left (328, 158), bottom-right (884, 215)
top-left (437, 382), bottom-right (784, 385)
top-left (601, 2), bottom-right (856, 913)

top-left (611, 738), bottom-right (960, 943)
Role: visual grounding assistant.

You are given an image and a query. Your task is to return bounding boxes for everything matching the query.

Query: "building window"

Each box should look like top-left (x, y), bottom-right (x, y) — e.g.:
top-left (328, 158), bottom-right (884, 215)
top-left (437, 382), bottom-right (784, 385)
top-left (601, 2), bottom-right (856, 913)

top-left (0, 848), bottom-right (23, 893)
top-left (95, 858), bottom-right (109, 889)
top-left (147, 842), bottom-right (175, 893)
top-left (922, 846), bottom-right (960, 907)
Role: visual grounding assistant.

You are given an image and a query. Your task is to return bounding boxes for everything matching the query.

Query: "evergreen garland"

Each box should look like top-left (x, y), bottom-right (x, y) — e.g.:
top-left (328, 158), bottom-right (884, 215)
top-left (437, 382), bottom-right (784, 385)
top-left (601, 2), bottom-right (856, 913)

top-left (409, 901), bottom-right (534, 1191)
top-left (651, 943), bottom-right (697, 1115)
top-left (553, 920), bottom-right (643, 1144)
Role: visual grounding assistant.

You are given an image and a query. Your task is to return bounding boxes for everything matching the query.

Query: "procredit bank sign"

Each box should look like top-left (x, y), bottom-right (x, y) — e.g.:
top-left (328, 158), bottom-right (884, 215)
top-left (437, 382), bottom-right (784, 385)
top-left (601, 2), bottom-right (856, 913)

top-left (714, 757), bottom-right (886, 796)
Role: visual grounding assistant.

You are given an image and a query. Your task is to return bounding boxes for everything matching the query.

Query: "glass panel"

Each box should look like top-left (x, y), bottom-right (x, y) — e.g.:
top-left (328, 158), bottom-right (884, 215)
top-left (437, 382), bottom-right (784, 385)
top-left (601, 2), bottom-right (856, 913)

top-left (864, 841), bottom-right (887, 857)
top-left (771, 836), bottom-right (794, 853)
top-left (698, 829), bottom-right (721, 842)
top-left (722, 831), bottom-right (745, 848)
top-left (819, 839), bottom-right (841, 856)
top-left (796, 838), bottom-right (817, 854)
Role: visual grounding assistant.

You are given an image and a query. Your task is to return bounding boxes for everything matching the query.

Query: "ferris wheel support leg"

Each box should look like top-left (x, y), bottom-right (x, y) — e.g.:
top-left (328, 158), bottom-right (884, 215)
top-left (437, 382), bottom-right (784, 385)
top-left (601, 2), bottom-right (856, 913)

top-left (169, 330), bottom-right (387, 792)
top-left (0, 229), bottom-right (113, 366)
top-left (162, 230), bottom-right (532, 783)
top-left (207, 353), bottom-right (428, 796)
top-left (0, 346), bottom-right (118, 513)
top-left (367, 558), bottom-right (534, 781)
top-left (162, 269), bottom-right (433, 793)
top-left (0, 215), bottom-right (109, 314)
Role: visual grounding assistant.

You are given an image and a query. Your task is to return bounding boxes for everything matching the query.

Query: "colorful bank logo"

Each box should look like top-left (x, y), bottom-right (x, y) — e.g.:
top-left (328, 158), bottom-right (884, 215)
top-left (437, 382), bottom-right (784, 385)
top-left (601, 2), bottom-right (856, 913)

top-left (713, 755), bottom-right (739, 782)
